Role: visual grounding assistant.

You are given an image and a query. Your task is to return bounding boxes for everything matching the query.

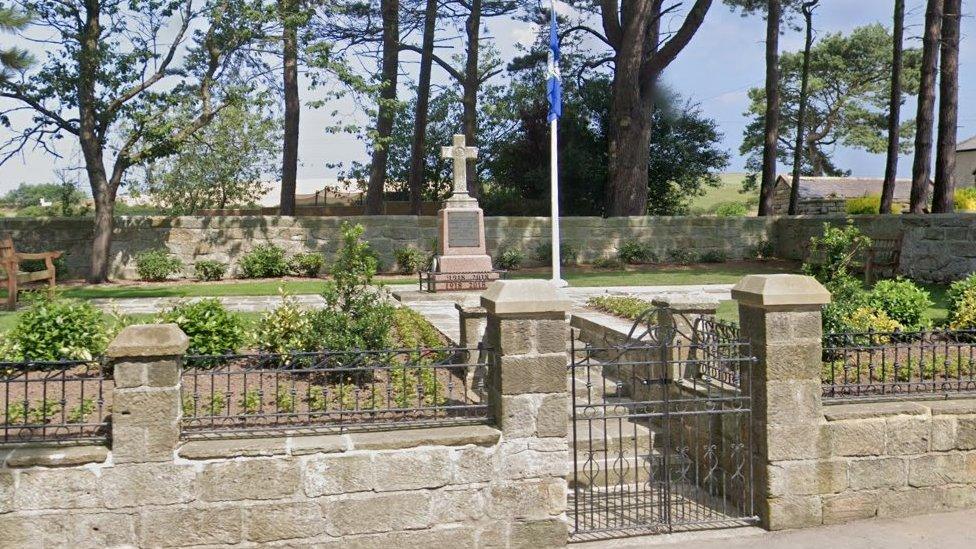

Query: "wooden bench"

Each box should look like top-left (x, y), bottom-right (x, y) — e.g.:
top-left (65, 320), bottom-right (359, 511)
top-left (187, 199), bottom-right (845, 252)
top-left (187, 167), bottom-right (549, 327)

top-left (801, 234), bottom-right (903, 284)
top-left (0, 236), bottom-right (63, 310)
top-left (864, 236), bottom-right (903, 284)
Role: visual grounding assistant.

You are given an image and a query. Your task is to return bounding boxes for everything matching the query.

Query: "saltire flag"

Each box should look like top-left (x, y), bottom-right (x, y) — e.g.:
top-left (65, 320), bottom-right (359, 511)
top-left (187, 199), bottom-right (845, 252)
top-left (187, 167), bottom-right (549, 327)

top-left (546, 0), bottom-right (562, 122)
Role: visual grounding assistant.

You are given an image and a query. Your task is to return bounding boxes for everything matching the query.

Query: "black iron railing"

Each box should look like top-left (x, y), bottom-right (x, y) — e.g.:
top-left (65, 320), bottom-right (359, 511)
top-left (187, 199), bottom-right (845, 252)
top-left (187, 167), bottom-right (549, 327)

top-left (1, 358), bottom-right (111, 444)
top-left (822, 329), bottom-right (976, 401)
top-left (692, 317), bottom-right (747, 388)
top-left (180, 346), bottom-right (491, 436)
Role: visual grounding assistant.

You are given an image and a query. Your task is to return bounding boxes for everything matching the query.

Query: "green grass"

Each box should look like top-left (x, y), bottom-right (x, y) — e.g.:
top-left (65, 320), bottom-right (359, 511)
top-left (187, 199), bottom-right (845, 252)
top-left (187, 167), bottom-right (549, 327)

top-left (511, 260), bottom-right (798, 287)
top-left (35, 277), bottom-right (414, 300)
top-left (688, 173), bottom-right (757, 215)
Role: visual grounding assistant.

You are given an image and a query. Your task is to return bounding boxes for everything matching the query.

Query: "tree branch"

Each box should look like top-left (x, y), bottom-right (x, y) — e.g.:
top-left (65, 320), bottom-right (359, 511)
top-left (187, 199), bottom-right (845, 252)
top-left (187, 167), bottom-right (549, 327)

top-left (641, 0), bottom-right (712, 82)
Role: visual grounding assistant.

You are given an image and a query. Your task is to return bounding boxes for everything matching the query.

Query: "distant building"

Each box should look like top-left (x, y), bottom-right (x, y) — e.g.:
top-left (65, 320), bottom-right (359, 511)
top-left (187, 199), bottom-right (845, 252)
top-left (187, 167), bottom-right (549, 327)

top-left (956, 135), bottom-right (976, 188)
top-left (771, 175), bottom-right (924, 215)
top-left (255, 178), bottom-right (363, 208)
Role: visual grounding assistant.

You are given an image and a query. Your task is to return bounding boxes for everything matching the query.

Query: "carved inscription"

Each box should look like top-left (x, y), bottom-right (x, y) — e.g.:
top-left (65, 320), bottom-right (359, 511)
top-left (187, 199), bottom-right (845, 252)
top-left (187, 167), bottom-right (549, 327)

top-left (447, 211), bottom-right (481, 248)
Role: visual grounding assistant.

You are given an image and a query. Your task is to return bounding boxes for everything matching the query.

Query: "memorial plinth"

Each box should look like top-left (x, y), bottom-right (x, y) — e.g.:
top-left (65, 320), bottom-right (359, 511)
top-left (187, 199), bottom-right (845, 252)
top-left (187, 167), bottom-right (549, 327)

top-left (425, 134), bottom-right (500, 292)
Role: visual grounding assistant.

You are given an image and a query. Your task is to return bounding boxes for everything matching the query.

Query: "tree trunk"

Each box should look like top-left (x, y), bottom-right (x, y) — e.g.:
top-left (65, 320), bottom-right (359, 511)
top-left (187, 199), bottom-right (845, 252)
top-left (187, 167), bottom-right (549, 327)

top-left (407, 0), bottom-right (437, 214)
top-left (606, 65), bottom-right (653, 217)
top-left (933, 0), bottom-right (960, 213)
top-left (788, 1), bottom-right (816, 216)
top-left (279, 0), bottom-right (300, 216)
top-left (78, 0), bottom-right (114, 283)
top-left (910, 0), bottom-right (943, 213)
top-left (365, 0), bottom-right (399, 215)
top-left (461, 0), bottom-right (481, 198)
top-left (880, 0), bottom-right (904, 215)
top-left (758, 0), bottom-right (781, 217)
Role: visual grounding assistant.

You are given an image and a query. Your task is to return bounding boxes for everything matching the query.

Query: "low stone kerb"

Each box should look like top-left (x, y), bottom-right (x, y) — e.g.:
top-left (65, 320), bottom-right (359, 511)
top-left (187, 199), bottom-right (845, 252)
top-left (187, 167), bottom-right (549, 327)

top-left (106, 323), bottom-right (189, 358)
top-left (481, 280), bottom-right (571, 315)
top-left (732, 274), bottom-right (831, 308)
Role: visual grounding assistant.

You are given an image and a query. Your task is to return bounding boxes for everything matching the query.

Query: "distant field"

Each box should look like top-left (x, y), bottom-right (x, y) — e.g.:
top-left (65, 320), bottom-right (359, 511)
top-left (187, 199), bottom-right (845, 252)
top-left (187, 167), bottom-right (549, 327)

top-left (688, 173), bottom-right (757, 215)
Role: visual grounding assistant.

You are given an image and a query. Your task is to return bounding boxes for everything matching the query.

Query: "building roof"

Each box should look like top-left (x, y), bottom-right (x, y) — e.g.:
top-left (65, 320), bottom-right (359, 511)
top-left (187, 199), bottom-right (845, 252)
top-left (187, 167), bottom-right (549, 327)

top-left (775, 175), bottom-right (921, 201)
top-left (256, 178), bottom-right (362, 207)
top-left (958, 135), bottom-right (976, 153)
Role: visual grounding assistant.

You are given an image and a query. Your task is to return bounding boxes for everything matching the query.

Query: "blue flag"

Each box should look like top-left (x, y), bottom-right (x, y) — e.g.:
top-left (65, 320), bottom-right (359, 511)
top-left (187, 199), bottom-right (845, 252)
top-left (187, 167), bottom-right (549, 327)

top-left (546, 2), bottom-right (562, 122)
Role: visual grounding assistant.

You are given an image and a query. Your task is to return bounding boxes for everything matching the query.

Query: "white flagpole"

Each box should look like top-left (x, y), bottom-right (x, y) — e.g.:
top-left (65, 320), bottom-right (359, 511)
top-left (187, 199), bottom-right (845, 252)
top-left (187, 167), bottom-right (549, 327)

top-left (551, 117), bottom-right (563, 286)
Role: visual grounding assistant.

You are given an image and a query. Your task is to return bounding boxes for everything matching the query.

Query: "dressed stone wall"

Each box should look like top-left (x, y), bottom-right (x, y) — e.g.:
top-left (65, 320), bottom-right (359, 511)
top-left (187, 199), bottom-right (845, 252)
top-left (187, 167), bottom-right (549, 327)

top-left (0, 216), bottom-right (775, 279)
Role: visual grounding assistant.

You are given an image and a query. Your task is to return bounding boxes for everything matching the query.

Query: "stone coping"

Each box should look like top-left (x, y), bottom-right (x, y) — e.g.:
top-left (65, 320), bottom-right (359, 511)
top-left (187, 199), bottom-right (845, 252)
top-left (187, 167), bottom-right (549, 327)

top-left (823, 398), bottom-right (976, 421)
top-left (1, 444), bottom-right (109, 468)
top-left (178, 424), bottom-right (501, 460)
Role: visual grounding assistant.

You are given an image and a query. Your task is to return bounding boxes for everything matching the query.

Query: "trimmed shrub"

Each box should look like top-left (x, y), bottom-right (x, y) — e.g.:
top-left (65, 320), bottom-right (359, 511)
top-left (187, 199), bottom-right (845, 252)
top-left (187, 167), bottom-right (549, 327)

top-left (803, 221), bottom-right (871, 287)
top-left (158, 299), bottom-right (245, 355)
top-left (251, 294), bottom-right (314, 354)
top-left (534, 241), bottom-right (579, 266)
top-left (496, 247), bottom-right (525, 271)
top-left (867, 278), bottom-right (932, 331)
top-left (714, 201), bottom-right (748, 217)
top-left (592, 257), bottom-right (624, 270)
top-left (5, 294), bottom-right (110, 361)
top-left (135, 249), bottom-right (182, 281)
top-left (617, 240), bottom-right (655, 265)
top-left (948, 274), bottom-right (976, 330)
top-left (393, 247), bottom-right (430, 275)
top-left (194, 260), bottom-right (227, 281)
top-left (290, 252), bottom-right (326, 278)
top-left (392, 307), bottom-right (443, 348)
top-left (700, 250), bottom-right (728, 263)
top-left (587, 295), bottom-right (654, 321)
top-left (842, 306), bottom-right (903, 337)
top-left (846, 195), bottom-right (903, 215)
top-left (667, 248), bottom-right (698, 264)
top-left (238, 244), bottom-right (290, 278)
top-left (955, 188), bottom-right (976, 212)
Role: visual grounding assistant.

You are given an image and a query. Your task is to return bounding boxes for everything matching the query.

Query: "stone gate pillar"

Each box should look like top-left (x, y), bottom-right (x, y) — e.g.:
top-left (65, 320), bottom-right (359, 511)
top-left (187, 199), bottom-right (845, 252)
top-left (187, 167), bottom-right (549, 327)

top-left (732, 274), bottom-right (831, 530)
top-left (481, 279), bottom-right (572, 546)
top-left (106, 323), bottom-right (188, 463)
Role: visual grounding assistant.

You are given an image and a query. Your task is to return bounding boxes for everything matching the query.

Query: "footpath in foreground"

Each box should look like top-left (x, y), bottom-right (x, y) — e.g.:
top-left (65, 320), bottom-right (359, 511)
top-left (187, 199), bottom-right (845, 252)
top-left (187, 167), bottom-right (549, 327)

top-left (574, 508), bottom-right (975, 549)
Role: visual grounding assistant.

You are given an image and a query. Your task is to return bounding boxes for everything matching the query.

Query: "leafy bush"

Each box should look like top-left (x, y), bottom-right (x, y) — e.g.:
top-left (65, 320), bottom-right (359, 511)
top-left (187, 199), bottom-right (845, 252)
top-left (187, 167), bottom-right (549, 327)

top-left (158, 299), bottom-right (245, 355)
top-left (846, 195), bottom-right (902, 215)
top-left (867, 278), bottom-right (932, 331)
top-left (496, 247), bottom-right (525, 270)
top-left (194, 260), bottom-right (227, 281)
top-left (751, 239), bottom-right (775, 260)
top-left (842, 306), bottom-right (903, 338)
top-left (135, 249), bottom-right (182, 281)
top-left (700, 250), bottom-right (728, 263)
top-left (290, 252), bottom-right (326, 278)
top-left (238, 244), bottom-right (290, 278)
top-left (533, 241), bottom-right (578, 266)
top-left (5, 294), bottom-right (110, 361)
top-left (587, 295), bottom-right (654, 321)
top-left (592, 257), bottom-right (624, 270)
top-left (392, 307), bottom-right (443, 348)
top-left (954, 188), bottom-right (976, 212)
top-left (667, 248), bottom-right (698, 264)
top-left (309, 223), bottom-right (394, 353)
top-left (714, 201), bottom-right (748, 217)
top-left (251, 293), bottom-right (314, 354)
top-left (393, 247), bottom-right (430, 275)
top-left (948, 274), bottom-right (976, 330)
top-left (803, 221), bottom-right (871, 288)
top-left (617, 240), bottom-right (655, 264)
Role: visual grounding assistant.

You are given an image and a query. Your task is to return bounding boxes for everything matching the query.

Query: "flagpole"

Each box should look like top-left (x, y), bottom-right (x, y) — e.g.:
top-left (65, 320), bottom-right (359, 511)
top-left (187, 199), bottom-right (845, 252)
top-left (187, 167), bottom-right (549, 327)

top-left (551, 117), bottom-right (562, 286)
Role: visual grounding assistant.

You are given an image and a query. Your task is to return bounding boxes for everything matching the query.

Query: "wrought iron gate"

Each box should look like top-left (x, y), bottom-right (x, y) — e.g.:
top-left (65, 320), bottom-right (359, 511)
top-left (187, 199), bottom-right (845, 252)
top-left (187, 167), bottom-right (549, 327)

top-left (569, 306), bottom-right (758, 538)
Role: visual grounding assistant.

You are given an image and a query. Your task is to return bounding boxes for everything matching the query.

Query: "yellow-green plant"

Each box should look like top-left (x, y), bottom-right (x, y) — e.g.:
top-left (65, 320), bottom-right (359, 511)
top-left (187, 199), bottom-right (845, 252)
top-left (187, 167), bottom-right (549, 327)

top-left (846, 195), bottom-right (903, 215)
top-left (587, 295), bottom-right (654, 321)
top-left (954, 188), bottom-right (976, 212)
top-left (275, 386), bottom-right (295, 413)
top-left (239, 390), bottom-right (262, 415)
top-left (67, 398), bottom-right (96, 424)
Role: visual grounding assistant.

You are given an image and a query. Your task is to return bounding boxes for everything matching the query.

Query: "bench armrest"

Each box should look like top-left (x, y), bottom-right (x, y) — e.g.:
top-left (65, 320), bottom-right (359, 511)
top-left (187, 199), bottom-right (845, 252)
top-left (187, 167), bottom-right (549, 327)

top-left (16, 251), bottom-right (63, 261)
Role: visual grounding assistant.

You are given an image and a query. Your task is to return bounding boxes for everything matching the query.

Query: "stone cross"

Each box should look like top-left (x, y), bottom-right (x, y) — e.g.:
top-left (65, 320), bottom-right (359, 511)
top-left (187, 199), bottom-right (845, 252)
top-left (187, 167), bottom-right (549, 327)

top-left (441, 134), bottom-right (478, 199)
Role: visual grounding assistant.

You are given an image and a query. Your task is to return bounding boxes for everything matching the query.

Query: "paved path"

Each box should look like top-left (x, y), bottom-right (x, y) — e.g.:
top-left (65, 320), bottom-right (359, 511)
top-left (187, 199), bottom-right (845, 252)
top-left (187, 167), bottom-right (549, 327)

top-left (392, 283), bottom-right (731, 344)
top-left (572, 509), bottom-right (976, 549)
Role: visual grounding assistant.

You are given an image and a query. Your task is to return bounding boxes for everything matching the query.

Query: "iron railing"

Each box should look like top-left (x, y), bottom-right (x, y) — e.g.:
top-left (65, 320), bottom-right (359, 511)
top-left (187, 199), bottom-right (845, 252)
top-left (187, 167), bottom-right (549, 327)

top-left (822, 329), bottom-right (976, 401)
top-left (180, 346), bottom-right (491, 437)
top-left (691, 317), bottom-right (746, 388)
top-left (1, 358), bottom-right (111, 444)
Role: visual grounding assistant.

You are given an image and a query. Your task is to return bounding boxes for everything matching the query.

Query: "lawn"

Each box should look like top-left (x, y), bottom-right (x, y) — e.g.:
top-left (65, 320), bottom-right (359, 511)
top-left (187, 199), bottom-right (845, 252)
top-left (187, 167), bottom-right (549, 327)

top-left (688, 173), bottom-right (757, 215)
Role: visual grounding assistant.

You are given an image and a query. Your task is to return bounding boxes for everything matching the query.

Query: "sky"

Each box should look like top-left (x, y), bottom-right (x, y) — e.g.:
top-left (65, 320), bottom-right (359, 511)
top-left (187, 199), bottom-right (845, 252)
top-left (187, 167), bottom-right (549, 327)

top-left (0, 0), bottom-right (973, 193)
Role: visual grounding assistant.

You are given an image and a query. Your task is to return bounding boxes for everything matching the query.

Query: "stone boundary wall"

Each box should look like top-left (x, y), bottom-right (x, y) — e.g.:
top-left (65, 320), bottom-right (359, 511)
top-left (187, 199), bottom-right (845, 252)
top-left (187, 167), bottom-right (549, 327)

top-left (0, 283), bottom-right (573, 548)
top-left (0, 216), bottom-right (775, 279)
top-left (772, 213), bottom-right (976, 282)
